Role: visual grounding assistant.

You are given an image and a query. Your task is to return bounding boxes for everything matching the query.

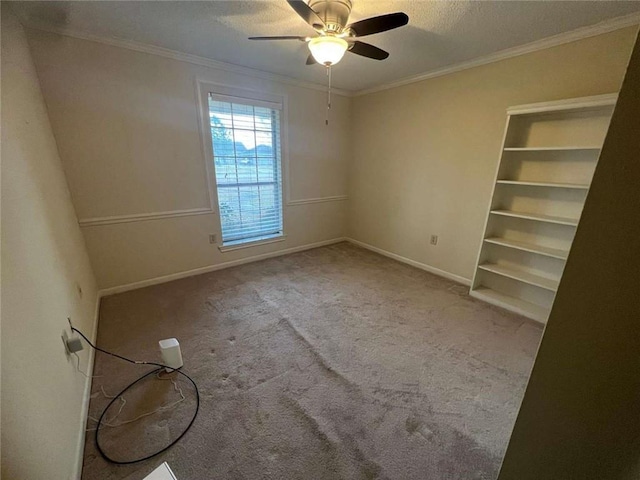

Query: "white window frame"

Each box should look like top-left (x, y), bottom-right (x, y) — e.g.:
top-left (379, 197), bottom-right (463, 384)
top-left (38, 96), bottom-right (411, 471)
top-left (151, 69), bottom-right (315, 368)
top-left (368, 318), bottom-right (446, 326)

top-left (195, 80), bottom-right (288, 251)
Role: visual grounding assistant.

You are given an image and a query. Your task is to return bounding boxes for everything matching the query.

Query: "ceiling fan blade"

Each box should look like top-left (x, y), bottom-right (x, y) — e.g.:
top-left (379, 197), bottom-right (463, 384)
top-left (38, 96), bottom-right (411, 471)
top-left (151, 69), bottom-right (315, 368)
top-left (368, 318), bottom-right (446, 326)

top-left (347, 12), bottom-right (408, 37)
top-left (348, 41), bottom-right (389, 60)
top-left (248, 36), bottom-right (308, 41)
top-left (286, 0), bottom-right (326, 29)
top-left (305, 53), bottom-right (317, 65)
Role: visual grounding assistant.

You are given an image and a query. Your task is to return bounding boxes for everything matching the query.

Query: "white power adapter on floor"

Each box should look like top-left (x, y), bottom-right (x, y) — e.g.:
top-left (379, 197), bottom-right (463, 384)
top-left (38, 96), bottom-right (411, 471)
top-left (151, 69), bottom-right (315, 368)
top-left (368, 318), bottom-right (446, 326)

top-left (159, 338), bottom-right (183, 372)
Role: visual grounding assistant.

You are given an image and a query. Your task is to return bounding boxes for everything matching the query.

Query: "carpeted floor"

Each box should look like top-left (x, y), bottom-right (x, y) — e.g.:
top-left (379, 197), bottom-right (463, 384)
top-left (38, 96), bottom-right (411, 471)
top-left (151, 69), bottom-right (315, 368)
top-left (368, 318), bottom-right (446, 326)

top-left (82, 242), bottom-right (542, 480)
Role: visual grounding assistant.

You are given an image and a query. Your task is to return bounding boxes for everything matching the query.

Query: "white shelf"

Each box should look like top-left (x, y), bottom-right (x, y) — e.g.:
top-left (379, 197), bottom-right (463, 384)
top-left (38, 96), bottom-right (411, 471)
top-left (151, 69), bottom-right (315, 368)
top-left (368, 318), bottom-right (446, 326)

top-left (472, 95), bottom-right (613, 322)
top-left (503, 147), bottom-right (600, 152)
top-left (490, 209), bottom-right (579, 226)
top-left (479, 263), bottom-right (560, 291)
top-left (484, 237), bottom-right (569, 260)
top-left (496, 180), bottom-right (589, 190)
top-left (471, 287), bottom-right (550, 323)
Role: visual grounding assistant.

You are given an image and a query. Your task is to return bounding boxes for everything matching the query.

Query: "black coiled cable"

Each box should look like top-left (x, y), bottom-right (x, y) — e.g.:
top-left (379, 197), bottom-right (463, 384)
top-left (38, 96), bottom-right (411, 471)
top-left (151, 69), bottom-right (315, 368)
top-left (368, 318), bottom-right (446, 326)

top-left (71, 324), bottom-right (199, 464)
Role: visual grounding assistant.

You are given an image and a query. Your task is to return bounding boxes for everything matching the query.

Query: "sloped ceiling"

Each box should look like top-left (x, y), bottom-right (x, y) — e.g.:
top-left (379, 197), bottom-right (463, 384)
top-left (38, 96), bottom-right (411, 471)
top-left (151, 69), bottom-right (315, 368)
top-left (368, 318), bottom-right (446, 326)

top-left (9, 1), bottom-right (640, 92)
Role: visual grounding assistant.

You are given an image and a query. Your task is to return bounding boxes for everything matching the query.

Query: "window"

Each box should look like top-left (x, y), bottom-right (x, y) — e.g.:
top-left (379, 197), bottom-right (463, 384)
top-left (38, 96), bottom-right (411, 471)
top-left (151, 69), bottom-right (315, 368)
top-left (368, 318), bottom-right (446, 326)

top-left (207, 93), bottom-right (284, 247)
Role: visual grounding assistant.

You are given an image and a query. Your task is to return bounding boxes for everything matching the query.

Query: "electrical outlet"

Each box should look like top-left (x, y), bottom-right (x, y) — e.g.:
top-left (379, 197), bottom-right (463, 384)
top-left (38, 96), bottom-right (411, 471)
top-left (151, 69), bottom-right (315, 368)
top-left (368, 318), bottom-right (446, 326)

top-left (430, 235), bottom-right (438, 245)
top-left (209, 234), bottom-right (217, 244)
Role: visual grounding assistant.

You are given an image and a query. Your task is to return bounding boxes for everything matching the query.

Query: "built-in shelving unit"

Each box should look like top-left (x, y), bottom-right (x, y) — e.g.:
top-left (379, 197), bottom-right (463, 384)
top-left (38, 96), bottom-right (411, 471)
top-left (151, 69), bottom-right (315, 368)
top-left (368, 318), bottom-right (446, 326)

top-left (470, 94), bottom-right (617, 323)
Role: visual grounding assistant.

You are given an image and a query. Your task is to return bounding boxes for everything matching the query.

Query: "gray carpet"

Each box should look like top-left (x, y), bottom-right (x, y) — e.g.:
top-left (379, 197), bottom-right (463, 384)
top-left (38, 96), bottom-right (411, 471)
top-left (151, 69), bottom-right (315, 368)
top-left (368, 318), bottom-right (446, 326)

top-left (82, 242), bottom-right (542, 480)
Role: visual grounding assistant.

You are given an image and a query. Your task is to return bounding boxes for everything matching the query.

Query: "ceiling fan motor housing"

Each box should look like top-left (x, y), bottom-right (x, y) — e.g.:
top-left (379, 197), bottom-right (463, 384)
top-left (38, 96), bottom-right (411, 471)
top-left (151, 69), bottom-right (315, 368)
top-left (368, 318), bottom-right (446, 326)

top-left (248, 1), bottom-right (408, 63)
top-left (308, 0), bottom-right (352, 33)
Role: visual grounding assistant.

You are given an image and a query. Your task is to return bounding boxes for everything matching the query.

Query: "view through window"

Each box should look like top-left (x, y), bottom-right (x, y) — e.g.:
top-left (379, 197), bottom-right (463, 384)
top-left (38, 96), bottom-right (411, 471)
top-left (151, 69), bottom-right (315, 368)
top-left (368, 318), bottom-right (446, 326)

top-left (208, 95), bottom-right (284, 245)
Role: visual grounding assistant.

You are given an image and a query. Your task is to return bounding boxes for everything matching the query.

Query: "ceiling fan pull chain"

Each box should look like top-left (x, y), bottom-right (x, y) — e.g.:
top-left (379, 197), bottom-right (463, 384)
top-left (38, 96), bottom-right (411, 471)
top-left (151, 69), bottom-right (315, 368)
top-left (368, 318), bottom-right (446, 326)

top-left (326, 65), bottom-right (332, 126)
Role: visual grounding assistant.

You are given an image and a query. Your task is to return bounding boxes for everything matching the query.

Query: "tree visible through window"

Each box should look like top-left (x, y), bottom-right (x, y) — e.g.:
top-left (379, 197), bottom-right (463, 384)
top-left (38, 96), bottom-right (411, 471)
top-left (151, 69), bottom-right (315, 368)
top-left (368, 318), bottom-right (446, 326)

top-left (208, 96), bottom-right (283, 245)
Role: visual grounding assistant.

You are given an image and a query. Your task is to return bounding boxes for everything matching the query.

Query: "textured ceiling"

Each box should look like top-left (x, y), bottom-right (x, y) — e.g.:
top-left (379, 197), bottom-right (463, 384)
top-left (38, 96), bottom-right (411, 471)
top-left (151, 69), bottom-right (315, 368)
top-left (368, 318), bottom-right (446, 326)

top-left (9, 1), bottom-right (640, 92)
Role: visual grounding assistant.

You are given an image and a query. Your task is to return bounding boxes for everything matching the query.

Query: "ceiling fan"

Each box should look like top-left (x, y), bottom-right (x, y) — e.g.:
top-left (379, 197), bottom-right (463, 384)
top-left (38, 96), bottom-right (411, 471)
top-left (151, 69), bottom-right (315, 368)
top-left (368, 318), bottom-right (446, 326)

top-left (248, 0), bottom-right (409, 66)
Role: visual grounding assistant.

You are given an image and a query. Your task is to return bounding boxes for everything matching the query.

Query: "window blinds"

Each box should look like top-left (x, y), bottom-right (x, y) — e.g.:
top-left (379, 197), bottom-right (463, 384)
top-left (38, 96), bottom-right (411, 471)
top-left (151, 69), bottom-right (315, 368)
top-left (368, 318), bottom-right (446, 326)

top-left (208, 95), bottom-right (283, 245)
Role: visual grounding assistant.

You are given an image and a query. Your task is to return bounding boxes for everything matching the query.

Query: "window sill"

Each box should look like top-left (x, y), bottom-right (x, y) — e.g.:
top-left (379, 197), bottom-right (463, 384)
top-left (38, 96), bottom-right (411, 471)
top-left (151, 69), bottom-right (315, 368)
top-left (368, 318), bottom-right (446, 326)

top-left (218, 234), bottom-right (286, 253)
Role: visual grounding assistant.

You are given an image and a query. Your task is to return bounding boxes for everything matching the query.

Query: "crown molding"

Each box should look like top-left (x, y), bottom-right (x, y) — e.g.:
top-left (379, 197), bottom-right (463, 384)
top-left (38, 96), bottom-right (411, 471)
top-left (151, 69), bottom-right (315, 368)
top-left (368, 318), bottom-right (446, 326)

top-left (354, 12), bottom-right (640, 97)
top-left (25, 24), bottom-right (355, 97)
top-left (25, 11), bottom-right (640, 99)
top-left (507, 93), bottom-right (618, 115)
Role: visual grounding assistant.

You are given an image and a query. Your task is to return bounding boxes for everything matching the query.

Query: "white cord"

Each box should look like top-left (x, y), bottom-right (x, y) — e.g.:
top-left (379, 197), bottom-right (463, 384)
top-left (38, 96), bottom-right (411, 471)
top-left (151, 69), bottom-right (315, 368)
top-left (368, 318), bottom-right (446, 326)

top-left (73, 352), bottom-right (103, 379)
top-left (86, 372), bottom-right (185, 431)
top-left (100, 385), bottom-right (119, 399)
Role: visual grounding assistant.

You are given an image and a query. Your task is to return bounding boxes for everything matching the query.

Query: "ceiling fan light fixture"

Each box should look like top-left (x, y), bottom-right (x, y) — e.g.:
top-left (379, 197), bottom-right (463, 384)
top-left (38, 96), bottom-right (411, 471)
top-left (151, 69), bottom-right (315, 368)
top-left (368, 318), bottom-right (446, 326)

top-left (308, 36), bottom-right (348, 65)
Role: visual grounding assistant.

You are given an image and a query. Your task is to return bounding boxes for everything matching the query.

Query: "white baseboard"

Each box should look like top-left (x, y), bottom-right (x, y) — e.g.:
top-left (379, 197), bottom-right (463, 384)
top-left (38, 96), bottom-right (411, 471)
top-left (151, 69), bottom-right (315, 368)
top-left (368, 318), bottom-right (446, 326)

top-left (72, 292), bottom-right (101, 480)
top-left (345, 238), bottom-right (471, 286)
top-left (99, 237), bottom-right (348, 297)
top-left (98, 235), bottom-right (471, 298)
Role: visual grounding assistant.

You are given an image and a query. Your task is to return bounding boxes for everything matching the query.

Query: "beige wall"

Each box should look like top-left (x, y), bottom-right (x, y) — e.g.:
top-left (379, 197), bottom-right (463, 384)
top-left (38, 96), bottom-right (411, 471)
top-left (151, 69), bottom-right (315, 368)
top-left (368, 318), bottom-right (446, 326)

top-left (1, 7), bottom-right (99, 480)
top-left (499, 31), bottom-right (640, 479)
top-left (26, 30), bottom-right (350, 290)
top-left (348, 27), bottom-right (638, 282)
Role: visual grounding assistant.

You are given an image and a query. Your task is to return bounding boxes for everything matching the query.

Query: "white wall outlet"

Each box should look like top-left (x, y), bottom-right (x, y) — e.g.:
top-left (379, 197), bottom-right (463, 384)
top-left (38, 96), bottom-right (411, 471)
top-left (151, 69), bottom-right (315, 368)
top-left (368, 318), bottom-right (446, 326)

top-left (430, 235), bottom-right (438, 245)
top-left (209, 234), bottom-right (217, 244)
